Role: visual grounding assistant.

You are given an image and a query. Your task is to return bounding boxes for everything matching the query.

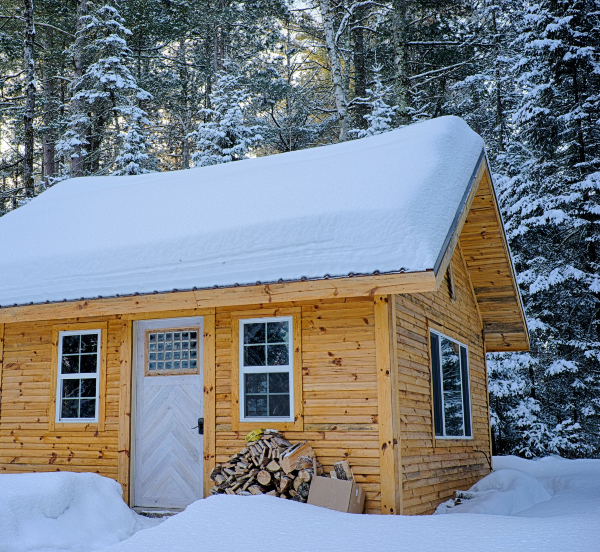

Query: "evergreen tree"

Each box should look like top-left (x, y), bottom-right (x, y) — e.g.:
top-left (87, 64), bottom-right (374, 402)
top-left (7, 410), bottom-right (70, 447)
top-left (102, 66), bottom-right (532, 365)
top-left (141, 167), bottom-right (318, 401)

top-left (190, 69), bottom-right (263, 167)
top-left (488, 0), bottom-right (600, 458)
top-left (350, 65), bottom-right (397, 138)
top-left (56, 3), bottom-right (154, 176)
top-left (112, 106), bottom-right (155, 175)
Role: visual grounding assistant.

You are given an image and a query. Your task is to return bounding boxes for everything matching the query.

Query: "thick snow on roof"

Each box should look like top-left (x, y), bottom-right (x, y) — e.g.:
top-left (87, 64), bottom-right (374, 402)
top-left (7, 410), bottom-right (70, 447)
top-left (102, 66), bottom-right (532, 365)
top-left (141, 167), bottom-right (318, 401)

top-left (0, 116), bottom-right (484, 306)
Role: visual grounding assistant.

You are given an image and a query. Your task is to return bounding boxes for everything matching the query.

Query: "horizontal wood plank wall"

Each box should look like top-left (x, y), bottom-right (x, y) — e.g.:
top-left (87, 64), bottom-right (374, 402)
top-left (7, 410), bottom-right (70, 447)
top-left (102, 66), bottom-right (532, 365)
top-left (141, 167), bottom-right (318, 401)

top-left (0, 317), bottom-right (123, 480)
top-left (396, 247), bottom-right (491, 515)
top-left (214, 298), bottom-right (382, 514)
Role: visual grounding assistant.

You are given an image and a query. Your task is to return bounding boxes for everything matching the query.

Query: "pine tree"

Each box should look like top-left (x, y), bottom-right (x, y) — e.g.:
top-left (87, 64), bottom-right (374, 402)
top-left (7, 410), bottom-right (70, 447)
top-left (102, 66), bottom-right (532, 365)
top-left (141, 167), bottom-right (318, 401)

top-left (112, 106), bottom-right (155, 175)
top-left (488, 0), bottom-right (600, 458)
top-left (56, 3), bottom-right (154, 176)
top-left (350, 65), bottom-right (397, 138)
top-left (190, 68), bottom-right (263, 167)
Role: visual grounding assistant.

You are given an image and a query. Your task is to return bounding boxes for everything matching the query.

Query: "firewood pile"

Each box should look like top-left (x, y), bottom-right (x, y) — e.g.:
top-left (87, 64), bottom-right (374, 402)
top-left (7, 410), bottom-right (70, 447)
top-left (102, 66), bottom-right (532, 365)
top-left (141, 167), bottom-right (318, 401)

top-left (209, 429), bottom-right (323, 502)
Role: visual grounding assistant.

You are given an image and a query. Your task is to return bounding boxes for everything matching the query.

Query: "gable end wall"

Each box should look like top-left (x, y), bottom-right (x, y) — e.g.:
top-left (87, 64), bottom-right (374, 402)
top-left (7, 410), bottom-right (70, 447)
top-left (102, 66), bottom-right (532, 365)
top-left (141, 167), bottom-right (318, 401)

top-left (397, 245), bottom-right (492, 515)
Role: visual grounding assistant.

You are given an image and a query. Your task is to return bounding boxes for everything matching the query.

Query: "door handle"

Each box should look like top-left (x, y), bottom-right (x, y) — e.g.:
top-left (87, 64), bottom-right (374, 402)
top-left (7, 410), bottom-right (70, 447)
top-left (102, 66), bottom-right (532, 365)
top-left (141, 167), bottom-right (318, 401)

top-left (192, 418), bottom-right (204, 435)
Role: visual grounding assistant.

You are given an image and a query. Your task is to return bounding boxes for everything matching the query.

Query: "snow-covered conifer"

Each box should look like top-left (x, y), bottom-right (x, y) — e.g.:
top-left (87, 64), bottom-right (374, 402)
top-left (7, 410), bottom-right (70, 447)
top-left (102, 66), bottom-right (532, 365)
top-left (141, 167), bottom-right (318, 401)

top-left (57, 4), bottom-right (155, 176)
top-left (190, 68), bottom-right (263, 167)
top-left (351, 66), bottom-right (397, 138)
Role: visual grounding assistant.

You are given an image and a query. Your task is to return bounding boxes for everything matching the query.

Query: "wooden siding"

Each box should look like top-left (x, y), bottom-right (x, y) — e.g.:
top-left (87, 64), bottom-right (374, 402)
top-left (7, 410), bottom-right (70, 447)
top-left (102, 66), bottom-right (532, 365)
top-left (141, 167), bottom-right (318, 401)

top-left (396, 246), bottom-right (492, 515)
top-left (0, 317), bottom-right (124, 484)
top-left (460, 171), bottom-right (529, 352)
top-left (214, 298), bottom-right (382, 514)
top-left (0, 271), bottom-right (493, 515)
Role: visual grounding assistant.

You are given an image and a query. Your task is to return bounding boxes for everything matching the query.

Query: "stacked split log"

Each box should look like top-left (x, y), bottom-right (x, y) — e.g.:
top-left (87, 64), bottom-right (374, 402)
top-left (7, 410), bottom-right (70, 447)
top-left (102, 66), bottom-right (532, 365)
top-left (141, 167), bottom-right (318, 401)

top-left (209, 430), bottom-right (322, 502)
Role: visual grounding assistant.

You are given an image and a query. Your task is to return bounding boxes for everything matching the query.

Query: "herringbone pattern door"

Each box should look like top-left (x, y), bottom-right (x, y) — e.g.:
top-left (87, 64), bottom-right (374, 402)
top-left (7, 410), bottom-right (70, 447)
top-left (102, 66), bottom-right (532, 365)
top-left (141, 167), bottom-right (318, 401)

top-left (134, 317), bottom-right (204, 509)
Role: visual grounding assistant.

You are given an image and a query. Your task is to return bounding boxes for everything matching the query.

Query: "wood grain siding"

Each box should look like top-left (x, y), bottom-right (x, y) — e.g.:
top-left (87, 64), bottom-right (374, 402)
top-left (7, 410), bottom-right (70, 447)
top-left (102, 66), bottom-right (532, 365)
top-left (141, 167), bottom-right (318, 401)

top-left (0, 317), bottom-right (123, 478)
top-left (396, 247), bottom-right (491, 515)
top-left (214, 298), bottom-right (382, 514)
top-left (460, 171), bottom-right (529, 352)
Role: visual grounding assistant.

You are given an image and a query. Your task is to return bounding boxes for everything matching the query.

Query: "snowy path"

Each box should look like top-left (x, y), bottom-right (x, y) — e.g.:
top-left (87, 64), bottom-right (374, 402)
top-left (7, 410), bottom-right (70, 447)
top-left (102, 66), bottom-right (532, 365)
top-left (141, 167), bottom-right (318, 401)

top-left (1, 456), bottom-right (599, 552)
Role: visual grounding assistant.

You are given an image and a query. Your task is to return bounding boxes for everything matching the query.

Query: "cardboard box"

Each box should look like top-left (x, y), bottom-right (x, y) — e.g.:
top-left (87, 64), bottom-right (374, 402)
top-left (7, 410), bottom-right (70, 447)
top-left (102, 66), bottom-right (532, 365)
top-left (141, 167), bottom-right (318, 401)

top-left (307, 476), bottom-right (365, 514)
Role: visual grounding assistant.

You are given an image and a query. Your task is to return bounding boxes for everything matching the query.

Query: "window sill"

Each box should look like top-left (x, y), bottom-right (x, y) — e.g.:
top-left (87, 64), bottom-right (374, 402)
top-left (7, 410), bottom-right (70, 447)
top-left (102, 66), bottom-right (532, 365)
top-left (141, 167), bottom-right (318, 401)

top-left (434, 436), bottom-right (474, 447)
top-left (232, 417), bottom-right (303, 433)
top-left (52, 421), bottom-right (101, 431)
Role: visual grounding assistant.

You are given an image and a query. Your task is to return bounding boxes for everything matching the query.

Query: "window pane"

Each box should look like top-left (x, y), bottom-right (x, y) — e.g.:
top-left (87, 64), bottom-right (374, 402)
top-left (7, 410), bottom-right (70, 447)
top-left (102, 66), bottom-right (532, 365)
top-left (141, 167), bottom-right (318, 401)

top-left (244, 345), bottom-right (266, 366)
top-left (269, 394), bottom-right (290, 417)
top-left (267, 321), bottom-right (288, 343)
top-left (245, 373), bottom-right (268, 394)
top-left (62, 399), bottom-right (79, 418)
top-left (245, 396), bottom-right (268, 417)
top-left (269, 372), bottom-right (289, 393)
top-left (267, 344), bottom-right (289, 366)
top-left (62, 335), bottom-right (80, 354)
top-left (80, 334), bottom-right (98, 353)
top-left (80, 399), bottom-right (96, 419)
top-left (430, 333), bottom-right (443, 437)
top-left (440, 337), bottom-right (464, 436)
top-left (61, 355), bottom-right (79, 374)
top-left (63, 379), bottom-right (80, 399)
top-left (244, 323), bottom-right (265, 344)
top-left (80, 354), bottom-right (98, 374)
top-left (80, 379), bottom-right (96, 398)
top-left (460, 346), bottom-right (472, 437)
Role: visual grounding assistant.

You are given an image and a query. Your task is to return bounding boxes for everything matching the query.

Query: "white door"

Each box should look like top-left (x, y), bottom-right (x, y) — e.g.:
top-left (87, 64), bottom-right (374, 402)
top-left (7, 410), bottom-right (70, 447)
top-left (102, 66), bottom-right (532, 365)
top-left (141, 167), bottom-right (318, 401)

top-left (134, 317), bottom-right (204, 509)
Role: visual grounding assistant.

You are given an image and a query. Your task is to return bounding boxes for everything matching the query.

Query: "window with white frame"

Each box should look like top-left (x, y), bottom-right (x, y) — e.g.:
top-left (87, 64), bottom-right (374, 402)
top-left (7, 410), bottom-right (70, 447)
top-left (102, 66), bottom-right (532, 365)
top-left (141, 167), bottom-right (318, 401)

top-left (430, 330), bottom-right (472, 438)
top-left (239, 317), bottom-right (293, 421)
top-left (56, 330), bottom-right (101, 422)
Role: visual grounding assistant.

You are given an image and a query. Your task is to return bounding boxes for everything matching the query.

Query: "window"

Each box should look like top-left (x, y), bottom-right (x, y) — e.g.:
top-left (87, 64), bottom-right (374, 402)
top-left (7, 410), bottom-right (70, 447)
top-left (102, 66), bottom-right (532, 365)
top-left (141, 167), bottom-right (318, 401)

top-left (239, 317), bottom-right (293, 422)
top-left (145, 328), bottom-right (199, 375)
top-left (56, 330), bottom-right (101, 422)
top-left (430, 330), bottom-right (472, 438)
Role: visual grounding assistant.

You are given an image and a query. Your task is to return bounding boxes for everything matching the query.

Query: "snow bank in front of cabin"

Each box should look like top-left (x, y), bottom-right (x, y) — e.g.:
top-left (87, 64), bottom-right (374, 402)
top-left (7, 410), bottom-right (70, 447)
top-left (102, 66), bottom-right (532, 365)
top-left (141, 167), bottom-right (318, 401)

top-left (99, 456), bottom-right (600, 552)
top-left (435, 468), bottom-right (552, 516)
top-left (0, 472), bottom-right (156, 552)
top-left (436, 455), bottom-right (600, 520)
top-left (0, 116), bottom-right (484, 306)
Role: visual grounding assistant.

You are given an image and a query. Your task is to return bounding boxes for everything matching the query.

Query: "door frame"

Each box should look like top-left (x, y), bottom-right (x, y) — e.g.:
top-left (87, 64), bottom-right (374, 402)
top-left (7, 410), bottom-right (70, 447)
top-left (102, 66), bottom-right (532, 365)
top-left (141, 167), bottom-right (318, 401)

top-left (131, 316), bottom-right (205, 509)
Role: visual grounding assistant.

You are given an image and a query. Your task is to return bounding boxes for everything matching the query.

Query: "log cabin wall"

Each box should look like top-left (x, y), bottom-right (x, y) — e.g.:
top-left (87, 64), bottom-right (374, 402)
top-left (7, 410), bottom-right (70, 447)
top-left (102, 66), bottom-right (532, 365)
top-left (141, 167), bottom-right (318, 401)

top-left (396, 245), bottom-right (492, 515)
top-left (0, 316), bottom-right (126, 490)
top-left (214, 298), bottom-right (382, 514)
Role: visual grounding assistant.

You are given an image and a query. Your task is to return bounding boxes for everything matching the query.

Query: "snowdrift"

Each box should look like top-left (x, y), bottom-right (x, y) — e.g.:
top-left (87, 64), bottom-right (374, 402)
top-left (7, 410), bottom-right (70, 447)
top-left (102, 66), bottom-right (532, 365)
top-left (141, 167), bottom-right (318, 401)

top-left (100, 456), bottom-right (600, 552)
top-left (0, 472), bottom-right (155, 552)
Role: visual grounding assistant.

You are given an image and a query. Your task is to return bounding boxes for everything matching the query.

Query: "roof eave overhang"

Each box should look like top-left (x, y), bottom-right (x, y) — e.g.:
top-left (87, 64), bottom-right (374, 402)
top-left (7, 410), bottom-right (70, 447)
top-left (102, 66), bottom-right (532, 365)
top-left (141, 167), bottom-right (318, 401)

top-left (431, 151), bottom-right (530, 353)
top-left (0, 270), bottom-right (439, 325)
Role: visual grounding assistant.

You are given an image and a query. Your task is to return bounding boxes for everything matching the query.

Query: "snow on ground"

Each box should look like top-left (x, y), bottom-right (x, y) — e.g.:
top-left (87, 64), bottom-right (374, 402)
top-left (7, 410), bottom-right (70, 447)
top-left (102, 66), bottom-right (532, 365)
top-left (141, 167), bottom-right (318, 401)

top-left (100, 456), bottom-right (599, 552)
top-left (0, 116), bottom-right (484, 306)
top-left (3, 457), bottom-right (600, 552)
top-left (0, 472), bottom-right (157, 552)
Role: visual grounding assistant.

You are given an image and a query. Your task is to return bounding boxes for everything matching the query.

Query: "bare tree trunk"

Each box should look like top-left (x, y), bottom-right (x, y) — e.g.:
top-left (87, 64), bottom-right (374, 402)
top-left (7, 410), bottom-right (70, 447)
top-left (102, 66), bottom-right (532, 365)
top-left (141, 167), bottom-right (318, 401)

top-left (70, 0), bottom-right (88, 177)
top-left (42, 28), bottom-right (57, 184)
top-left (23, 0), bottom-right (36, 198)
top-left (319, 0), bottom-right (348, 142)
top-left (491, 9), bottom-right (504, 152)
top-left (392, 0), bottom-right (409, 122)
top-left (352, 5), bottom-right (367, 129)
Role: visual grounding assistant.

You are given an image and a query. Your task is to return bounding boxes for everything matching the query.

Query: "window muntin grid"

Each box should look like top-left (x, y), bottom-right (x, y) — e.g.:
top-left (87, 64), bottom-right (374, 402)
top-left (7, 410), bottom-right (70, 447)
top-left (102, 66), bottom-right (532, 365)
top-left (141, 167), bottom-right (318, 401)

top-left (239, 317), bottom-right (293, 422)
top-left (145, 328), bottom-right (199, 375)
top-left (56, 330), bottom-right (101, 422)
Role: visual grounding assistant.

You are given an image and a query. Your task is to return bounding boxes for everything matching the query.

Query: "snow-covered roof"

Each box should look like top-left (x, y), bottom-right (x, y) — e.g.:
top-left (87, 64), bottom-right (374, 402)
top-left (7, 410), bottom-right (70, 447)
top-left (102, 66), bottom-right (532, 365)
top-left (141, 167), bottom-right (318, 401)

top-left (0, 116), bottom-right (485, 307)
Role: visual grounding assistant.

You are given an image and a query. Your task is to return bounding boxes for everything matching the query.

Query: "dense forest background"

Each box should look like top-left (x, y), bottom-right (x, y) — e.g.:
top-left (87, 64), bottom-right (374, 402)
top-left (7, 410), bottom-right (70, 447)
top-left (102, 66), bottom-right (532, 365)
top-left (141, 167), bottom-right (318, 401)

top-left (1, 0), bottom-right (599, 459)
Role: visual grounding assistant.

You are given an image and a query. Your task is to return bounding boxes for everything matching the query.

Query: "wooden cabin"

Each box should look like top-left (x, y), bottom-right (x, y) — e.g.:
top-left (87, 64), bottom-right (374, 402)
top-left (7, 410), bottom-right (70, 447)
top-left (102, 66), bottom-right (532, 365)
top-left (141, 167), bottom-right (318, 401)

top-left (0, 116), bottom-right (528, 515)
